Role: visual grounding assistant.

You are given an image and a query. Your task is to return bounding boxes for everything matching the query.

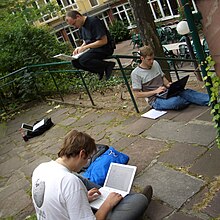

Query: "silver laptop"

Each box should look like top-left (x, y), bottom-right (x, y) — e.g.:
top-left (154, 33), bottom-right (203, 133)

top-left (90, 163), bottom-right (137, 210)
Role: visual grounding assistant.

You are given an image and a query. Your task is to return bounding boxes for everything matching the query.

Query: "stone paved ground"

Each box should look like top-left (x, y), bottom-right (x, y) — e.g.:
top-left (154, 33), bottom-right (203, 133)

top-left (1, 98), bottom-right (220, 220)
top-left (1, 40), bottom-right (220, 220)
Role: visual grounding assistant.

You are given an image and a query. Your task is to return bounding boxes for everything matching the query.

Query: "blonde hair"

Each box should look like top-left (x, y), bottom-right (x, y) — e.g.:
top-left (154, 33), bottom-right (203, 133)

top-left (139, 45), bottom-right (154, 58)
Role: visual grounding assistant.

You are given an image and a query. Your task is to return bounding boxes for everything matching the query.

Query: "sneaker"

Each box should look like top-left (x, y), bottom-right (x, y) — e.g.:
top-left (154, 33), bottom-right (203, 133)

top-left (142, 185), bottom-right (153, 203)
top-left (105, 61), bottom-right (115, 80)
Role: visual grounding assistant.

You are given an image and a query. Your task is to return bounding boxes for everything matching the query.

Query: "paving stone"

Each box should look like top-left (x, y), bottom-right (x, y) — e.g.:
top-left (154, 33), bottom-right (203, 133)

top-left (144, 120), bottom-right (216, 146)
top-left (170, 105), bottom-right (210, 123)
top-left (203, 189), bottom-right (220, 218)
top-left (158, 142), bottom-right (207, 167)
top-left (94, 111), bottom-right (121, 124)
top-left (144, 200), bottom-right (174, 220)
top-left (20, 155), bottom-right (51, 177)
top-left (123, 138), bottom-right (167, 174)
top-left (189, 145), bottom-right (220, 179)
top-left (0, 176), bottom-right (30, 202)
top-left (134, 163), bottom-right (205, 208)
top-left (196, 108), bottom-right (212, 122)
top-left (0, 156), bottom-right (24, 177)
top-left (73, 112), bottom-right (98, 127)
top-left (120, 114), bottom-right (139, 126)
top-left (122, 117), bottom-right (155, 135)
top-left (113, 136), bottom-right (138, 150)
top-left (40, 126), bottom-right (68, 141)
top-left (42, 139), bottom-right (63, 156)
top-left (47, 107), bottom-right (69, 120)
top-left (161, 109), bottom-right (181, 120)
top-left (0, 142), bottom-right (14, 157)
top-left (87, 123), bottom-right (111, 135)
top-left (167, 212), bottom-right (203, 220)
top-left (0, 189), bottom-right (32, 218)
top-left (57, 116), bottom-right (77, 126)
top-left (183, 187), bottom-right (209, 211)
top-left (106, 131), bottom-right (124, 146)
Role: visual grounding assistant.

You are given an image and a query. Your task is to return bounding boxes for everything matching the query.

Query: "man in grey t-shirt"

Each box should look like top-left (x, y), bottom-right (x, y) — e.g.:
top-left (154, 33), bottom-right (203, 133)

top-left (131, 45), bottom-right (209, 110)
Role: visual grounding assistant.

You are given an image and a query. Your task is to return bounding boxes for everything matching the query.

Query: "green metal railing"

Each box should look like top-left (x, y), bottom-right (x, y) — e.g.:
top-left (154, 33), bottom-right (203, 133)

top-left (0, 55), bottom-right (204, 114)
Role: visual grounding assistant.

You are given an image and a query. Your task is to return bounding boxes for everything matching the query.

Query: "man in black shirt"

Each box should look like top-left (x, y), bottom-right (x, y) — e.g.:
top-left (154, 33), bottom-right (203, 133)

top-left (66, 10), bottom-right (115, 80)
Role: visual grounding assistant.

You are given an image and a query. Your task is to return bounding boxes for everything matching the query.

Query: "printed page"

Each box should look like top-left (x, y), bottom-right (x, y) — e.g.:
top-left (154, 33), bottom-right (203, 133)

top-left (53, 49), bottom-right (90, 61)
top-left (141, 109), bottom-right (167, 119)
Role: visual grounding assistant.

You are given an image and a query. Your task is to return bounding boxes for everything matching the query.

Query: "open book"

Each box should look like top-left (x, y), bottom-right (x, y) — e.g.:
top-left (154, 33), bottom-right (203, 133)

top-left (53, 49), bottom-right (90, 61)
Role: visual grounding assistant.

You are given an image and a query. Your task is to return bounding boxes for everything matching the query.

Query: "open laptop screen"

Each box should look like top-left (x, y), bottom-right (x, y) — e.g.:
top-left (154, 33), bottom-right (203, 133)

top-left (104, 163), bottom-right (137, 191)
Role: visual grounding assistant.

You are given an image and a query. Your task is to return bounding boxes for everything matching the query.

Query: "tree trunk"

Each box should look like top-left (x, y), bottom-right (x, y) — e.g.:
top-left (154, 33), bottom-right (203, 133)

top-left (129, 0), bottom-right (171, 80)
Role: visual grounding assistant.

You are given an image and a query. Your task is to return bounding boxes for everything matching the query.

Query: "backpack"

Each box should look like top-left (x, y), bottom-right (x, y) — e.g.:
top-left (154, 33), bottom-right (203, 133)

top-left (80, 144), bottom-right (109, 172)
top-left (82, 146), bottom-right (129, 186)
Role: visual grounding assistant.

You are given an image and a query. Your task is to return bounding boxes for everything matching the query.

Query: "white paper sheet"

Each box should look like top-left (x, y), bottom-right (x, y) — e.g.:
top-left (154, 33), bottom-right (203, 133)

top-left (141, 109), bottom-right (167, 119)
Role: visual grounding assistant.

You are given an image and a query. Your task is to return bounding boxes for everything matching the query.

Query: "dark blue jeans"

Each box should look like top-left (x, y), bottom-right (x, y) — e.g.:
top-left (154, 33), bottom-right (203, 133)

top-left (152, 89), bottom-right (209, 110)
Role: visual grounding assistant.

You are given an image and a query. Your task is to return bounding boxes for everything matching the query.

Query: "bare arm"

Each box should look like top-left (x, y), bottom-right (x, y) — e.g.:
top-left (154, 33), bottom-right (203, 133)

top-left (73, 35), bottom-right (108, 55)
top-left (95, 192), bottom-right (123, 220)
top-left (133, 87), bottom-right (167, 99)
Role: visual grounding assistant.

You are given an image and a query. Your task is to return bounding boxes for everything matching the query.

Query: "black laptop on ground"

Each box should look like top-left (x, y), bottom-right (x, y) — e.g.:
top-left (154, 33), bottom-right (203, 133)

top-left (156, 75), bottom-right (189, 99)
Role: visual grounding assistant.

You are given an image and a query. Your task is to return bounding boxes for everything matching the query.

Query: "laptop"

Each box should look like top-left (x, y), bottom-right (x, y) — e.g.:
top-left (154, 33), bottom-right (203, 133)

top-left (90, 163), bottom-right (137, 210)
top-left (156, 75), bottom-right (189, 99)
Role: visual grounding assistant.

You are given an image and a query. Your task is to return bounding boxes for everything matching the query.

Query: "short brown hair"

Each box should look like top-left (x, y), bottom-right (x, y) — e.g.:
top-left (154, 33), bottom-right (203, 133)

top-left (58, 130), bottom-right (96, 158)
top-left (139, 45), bottom-right (154, 58)
top-left (66, 10), bottom-right (82, 19)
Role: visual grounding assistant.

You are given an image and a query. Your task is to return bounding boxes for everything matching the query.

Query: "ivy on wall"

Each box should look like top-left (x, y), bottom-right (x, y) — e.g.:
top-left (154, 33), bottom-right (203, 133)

top-left (202, 56), bottom-right (220, 147)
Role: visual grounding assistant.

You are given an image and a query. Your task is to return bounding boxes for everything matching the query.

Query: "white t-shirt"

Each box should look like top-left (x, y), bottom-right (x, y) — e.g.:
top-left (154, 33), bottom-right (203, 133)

top-left (32, 160), bottom-right (96, 220)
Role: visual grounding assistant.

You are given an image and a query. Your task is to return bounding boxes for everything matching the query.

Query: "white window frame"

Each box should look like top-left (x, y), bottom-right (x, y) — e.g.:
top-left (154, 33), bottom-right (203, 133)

top-left (58, 0), bottom-right (78, 12)
top-left (112, 2), bottom-right (134, 26)
top-left (147, 0), bottom-right (198, 22)
top-left (89, 0), bottom-right (99, 8)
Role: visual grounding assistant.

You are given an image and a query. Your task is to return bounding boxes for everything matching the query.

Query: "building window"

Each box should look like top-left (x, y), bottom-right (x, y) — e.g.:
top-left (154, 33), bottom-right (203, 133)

top-left (89, 0), bottom-right (98, 7)
top-left (56, 0), bottom-right (78, 13)
top-left (65, 27), bottom-right (81, 47)
top-left (98, 11), bottom-right (111, 29)
top-left (55, 31), bottom-right (65, 42)
top-left (148, 0), bottom-right (197, 22)
top-left (112, 2), bottom-right (134, 26)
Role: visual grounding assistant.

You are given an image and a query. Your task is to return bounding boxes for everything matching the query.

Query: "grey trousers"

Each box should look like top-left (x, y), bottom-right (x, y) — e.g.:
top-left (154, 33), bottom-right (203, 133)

top-left (76, 174), bottom-right (149, 220)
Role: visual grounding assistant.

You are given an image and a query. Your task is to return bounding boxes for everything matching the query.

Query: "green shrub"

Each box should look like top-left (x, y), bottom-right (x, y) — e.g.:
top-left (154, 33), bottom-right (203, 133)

top-left (109, 20), bottom-right (130, 43)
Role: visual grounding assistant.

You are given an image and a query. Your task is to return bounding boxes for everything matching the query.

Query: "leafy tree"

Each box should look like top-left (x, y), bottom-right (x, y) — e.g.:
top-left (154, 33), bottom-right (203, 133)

top-left (0, 0), bottom-right (69, 76)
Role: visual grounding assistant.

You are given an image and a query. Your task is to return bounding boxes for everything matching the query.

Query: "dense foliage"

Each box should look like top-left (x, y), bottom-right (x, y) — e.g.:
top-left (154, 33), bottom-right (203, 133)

top-left (202, 56), bottom-right (220, 148)
top-left (0, 0), bottom-right (70, 76)
top-left (109, 20), bottom-right (130, 43)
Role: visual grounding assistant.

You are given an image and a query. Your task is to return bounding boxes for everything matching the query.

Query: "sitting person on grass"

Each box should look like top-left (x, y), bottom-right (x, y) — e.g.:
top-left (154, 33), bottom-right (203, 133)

top-left (131, 45), bottom-right (210, 110)
top-left (32, 129), bottom-right (153, 220)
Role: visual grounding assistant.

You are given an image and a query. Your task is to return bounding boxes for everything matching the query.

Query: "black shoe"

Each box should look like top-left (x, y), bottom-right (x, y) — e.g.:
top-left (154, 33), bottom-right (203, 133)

top-left (105, 61), bottom-right (115, 80)
top-left (142, 185), bottom-right (153, 203)
top-left (98, 72), bottom-right (104, 80)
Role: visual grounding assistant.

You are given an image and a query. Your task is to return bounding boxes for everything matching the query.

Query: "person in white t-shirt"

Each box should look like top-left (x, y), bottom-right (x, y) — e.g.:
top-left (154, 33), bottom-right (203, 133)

top-left (32, 129), bottom-right (152, 220)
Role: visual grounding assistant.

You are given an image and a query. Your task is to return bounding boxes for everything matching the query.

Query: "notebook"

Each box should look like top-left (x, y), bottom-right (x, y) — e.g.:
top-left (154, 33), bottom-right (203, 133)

top-left (53, 49), bottom-right (90, 61)
top-left (156, 75), bottom-right (189, 99)
top-left (90, 163), bottom-right (137, 210)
